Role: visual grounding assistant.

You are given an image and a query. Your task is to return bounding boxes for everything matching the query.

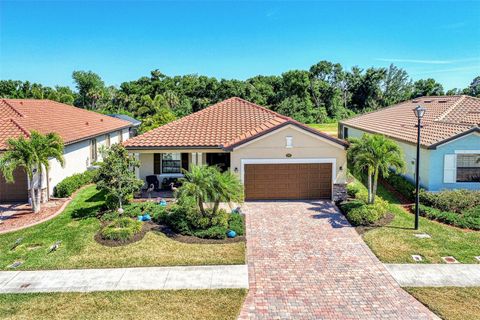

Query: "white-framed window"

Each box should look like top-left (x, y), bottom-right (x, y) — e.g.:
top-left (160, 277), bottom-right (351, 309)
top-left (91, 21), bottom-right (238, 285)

top-left (161, 153), bottom-right (181, 174)
top-left (456, 153), bottom-right (480, 182)
top-left (286, 136), bottom-right (293, 148)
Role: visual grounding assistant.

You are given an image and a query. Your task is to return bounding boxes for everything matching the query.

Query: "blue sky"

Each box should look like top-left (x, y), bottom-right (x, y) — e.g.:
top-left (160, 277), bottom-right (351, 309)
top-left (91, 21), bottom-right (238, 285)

top-left (1, 1), bottom-right (479, 90)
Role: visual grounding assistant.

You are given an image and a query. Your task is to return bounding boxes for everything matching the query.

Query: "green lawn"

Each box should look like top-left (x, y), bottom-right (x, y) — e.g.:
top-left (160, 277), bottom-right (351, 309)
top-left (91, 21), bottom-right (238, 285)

top-left (406, 287), bottom-right (480, 320)
top-left (307, 123), bottom-right (338, 137)
top-left (0, 185), bottom-right (245, 270)
top-left (362, 184), bottom-right (480, 263)
top-left (0, 289), bottom-right (247, 320)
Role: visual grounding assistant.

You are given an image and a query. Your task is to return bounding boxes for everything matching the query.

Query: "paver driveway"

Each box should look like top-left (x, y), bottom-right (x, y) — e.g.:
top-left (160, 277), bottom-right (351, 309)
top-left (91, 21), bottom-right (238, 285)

top-left (239, 201), bottom-right (437, 319)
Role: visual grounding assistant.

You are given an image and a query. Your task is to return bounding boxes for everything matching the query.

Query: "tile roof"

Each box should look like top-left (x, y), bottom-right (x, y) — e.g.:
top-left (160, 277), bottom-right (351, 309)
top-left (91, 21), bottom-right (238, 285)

top-left (123, 97), bottom-right (347, 149)
top-left (0, 99), bottom-right (132, 150)
top-left (341, 95), bottom-right (480, 148)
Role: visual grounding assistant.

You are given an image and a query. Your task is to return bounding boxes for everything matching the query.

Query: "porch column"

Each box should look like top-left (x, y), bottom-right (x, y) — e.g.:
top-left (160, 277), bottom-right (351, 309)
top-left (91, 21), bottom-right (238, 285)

top-left (134, 153), bottom-right (140, 178)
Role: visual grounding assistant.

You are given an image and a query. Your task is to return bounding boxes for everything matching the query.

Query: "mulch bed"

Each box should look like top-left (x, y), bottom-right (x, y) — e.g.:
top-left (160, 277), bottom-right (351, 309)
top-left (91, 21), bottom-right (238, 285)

top-left (95, 220), bottom-right (245, 247)
top-left (0, 198), bottom-right (68, 233)
top-left (354, 212), bottom-right (395, 235)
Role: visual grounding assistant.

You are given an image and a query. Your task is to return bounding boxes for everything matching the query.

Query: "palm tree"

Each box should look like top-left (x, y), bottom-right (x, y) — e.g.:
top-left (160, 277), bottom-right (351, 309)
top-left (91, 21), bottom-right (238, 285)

top-left (0, 131), bottom-right (64, 213)
top-left (348, 134), bottom-right (405, 204)
top-left (30, 132), bottom-right (65, 206)
top-left (178, 165), bottom-right (243, 216)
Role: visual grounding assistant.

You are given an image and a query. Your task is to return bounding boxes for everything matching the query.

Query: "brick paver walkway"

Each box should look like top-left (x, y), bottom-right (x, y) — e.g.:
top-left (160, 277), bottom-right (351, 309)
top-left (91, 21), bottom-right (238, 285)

top-left (239, 201), bottom-right (438, 319)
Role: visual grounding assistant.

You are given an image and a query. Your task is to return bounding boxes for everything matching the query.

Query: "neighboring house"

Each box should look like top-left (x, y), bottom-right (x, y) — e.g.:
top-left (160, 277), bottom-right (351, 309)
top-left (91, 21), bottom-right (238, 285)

top-left (124, 97), bottom-right (348, 201)
top-left (339, 95), bottom-right (480, 191)
top-left (0, 99), bottom-right (132, 202)
top-left (108, 114), bottom-right (142, 136)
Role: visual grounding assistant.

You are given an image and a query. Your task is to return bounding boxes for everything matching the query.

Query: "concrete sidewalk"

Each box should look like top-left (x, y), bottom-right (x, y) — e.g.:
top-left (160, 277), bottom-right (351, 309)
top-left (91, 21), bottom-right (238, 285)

top-left (0, 265), bottom-right (248, 293)
top-left (385, 264), bottom-right (480, 287)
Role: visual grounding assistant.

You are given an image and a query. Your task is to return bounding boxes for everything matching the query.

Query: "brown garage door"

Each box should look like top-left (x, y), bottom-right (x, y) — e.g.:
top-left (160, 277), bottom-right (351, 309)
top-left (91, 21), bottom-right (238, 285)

top-left (244, 163), bottom-right (332, 200)
top-left (0, 168), bottom-right (28, 202)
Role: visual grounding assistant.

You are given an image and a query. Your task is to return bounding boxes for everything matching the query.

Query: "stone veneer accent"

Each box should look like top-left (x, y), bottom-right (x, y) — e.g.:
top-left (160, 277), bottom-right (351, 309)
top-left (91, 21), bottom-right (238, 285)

top-left (333, 183), bottom-right (347, 202)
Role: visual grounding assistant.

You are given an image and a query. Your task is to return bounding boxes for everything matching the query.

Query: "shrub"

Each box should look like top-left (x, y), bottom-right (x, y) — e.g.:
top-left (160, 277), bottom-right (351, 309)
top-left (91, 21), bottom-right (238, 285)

top-left (193, 226), bottom-right (228, 239)
top-left (340, 197), bottom-right (388, 226)
top-left (101, 217), bottom-right (143, 241)
top-left (53, 169), bottom-right (97, 198)
top-left (384, 172), bottom-right (416, 201)
top-left (228, 213), bottom-right (244, 236)
top-left (419, 189), bottom-right (480, 213)
top-left (418, 204), bottom-right (480, 230)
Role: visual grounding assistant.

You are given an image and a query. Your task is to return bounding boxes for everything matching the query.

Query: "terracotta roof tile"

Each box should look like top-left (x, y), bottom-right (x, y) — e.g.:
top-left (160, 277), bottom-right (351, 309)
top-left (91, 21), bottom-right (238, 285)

top-left (341, 95), bottom-right (480, 147)
top-left (0, 99), bottom-right (131, 150)
top-left (124, 97), bottom-right (347, 149)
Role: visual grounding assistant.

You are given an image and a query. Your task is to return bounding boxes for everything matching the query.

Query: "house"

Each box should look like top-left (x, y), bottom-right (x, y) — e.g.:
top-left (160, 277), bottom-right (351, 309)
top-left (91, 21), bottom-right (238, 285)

top-left (108, 114), bottom-right (142, 136)
top-left (124, 97), bottom-right (348, 201)
top-left (0, 99), bottom-right (132, 202)
top-left (339, 95), bottom-right (480, 191)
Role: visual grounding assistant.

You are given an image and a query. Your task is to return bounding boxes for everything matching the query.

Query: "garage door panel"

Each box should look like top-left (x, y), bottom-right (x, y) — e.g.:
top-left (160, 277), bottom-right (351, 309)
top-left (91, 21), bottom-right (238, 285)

top-left (245, 163), bottom-right (332, 200)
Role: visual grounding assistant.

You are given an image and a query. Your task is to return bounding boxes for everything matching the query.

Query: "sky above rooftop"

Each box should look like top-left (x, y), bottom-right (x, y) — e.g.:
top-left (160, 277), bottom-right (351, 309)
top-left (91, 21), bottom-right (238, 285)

top-left (1, 1), bottom-right (479, 90)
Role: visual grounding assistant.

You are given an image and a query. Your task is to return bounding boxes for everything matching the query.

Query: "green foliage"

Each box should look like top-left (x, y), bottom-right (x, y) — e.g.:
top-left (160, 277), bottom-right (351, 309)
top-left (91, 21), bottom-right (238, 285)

top-left (100, 217), bottom-right (143, 241)
top-left (419, 189), bottom-right (480, 214)
top-left (384, 172), bottom-right (416, 201)
top-left (228, 214), bottom-right (244, 236)
top-left (95, 144), bottom-right (143, 210)
top-left (418, 205), bottom-right (480, 230)
top-left (177, 165), bottom-right (244, 216)
top-left (54, 170), bottom-right (98, 198)
top-left (0, 131), bottom-right (64, 213)
top-left (348, 134), bottom-right (406, 204)
top-left (341, 179), bottom-right (388, 226)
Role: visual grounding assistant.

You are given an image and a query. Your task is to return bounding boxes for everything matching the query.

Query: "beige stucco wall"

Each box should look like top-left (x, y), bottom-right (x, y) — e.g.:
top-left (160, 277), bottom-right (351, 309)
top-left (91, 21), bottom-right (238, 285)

top-left (230, 125), bottom-right (347, 184)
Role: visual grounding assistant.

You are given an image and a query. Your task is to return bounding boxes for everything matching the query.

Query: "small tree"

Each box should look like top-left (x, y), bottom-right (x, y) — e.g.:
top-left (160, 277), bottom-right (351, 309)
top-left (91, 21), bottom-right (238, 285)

top-left (0, 131), bottom-right (64, 213)
top-left (95, 144), bottom-right (143, 210)
top-left (177, 165), bottom-right (243, 216)
top-left (348, 134), bottom-right (405, 204)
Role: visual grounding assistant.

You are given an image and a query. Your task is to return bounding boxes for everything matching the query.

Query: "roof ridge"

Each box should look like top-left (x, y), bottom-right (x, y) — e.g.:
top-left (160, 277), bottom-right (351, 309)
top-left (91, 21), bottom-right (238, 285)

top-left (435, 95), bottom-right (466, 122)
top-left (1, 99), bottom-right (24, 118)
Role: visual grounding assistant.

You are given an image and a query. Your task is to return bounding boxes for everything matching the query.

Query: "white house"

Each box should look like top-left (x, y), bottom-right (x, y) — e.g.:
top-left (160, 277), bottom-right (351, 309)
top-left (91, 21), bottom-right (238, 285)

top-left (0, 99), bottom-right (132, 202)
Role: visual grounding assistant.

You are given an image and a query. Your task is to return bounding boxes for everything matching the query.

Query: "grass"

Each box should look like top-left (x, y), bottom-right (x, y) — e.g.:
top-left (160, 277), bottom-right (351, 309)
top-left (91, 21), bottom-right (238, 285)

top-left (0, 289), bottom-right (247, 320)
top-left (405, 287), bottom-right (480, 320)
top-left (0, 185), bottom-right (245, 270)
top-left (361, 184), bottom-right (480, 263)
top-left (307, 122), bottom-right (338, 137)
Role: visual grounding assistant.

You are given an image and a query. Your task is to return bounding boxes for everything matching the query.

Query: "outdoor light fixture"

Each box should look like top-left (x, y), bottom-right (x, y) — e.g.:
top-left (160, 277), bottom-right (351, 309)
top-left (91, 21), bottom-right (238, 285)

top-left (413, 105), bottom-right (426, 230)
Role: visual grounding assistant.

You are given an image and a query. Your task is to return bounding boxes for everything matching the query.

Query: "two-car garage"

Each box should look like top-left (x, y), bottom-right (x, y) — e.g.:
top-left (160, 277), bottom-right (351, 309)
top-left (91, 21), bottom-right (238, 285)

top-left (244, 163), bottom-right (333, 200)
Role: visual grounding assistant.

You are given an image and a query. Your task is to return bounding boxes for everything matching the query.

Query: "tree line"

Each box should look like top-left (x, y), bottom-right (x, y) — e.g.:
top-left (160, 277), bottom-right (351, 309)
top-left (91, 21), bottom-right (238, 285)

top-left (1, 61), bottom-right (479, 133)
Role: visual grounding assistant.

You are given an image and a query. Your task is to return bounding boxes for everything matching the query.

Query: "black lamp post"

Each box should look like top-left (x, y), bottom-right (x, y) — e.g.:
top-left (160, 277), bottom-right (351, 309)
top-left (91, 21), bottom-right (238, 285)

top-left (413, 105), bottom-right (426, 230)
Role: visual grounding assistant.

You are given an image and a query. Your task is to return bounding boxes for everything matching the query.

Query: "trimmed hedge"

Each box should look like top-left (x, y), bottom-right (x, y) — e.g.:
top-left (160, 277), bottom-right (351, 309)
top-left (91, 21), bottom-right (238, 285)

top-left (418, 204), bottom-right (480, 230)
top-left (384, 172), bottom-right (416, 201)
top-left (101, 217), bottom-right (143, 241)
top-left (340, 180), bottom-right (388, 226)
top-left (53, 170), bottom-right (98, 198)
top-left (419, 189), bottom-right (480, 214)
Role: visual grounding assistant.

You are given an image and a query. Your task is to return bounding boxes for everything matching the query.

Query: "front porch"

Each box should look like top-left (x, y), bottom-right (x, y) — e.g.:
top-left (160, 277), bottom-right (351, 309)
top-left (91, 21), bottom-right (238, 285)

top-left (134, 150), bottom-right (231, 194)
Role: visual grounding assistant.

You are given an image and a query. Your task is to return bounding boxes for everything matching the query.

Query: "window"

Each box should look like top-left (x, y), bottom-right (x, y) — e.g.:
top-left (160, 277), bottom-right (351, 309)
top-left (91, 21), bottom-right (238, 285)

top-left (90, 139), bottom-right (97, 164)
top-left (161, 153), bottom-right (181, 174)
top-left (343, 127), bottom-right (349, 139)
top-left (286, 136), bottom-right (293, 148)
top-left (456, 154), bottom-right (480, 182)
top-left (106, 134), bottom-right (111, 148)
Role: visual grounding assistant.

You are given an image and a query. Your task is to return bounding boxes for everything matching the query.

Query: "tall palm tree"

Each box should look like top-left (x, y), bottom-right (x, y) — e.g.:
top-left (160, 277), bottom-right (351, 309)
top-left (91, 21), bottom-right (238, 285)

top-left (0, 131), bottom-right (64, 213)
top-left (348, 134), bottom-right (405, 204)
